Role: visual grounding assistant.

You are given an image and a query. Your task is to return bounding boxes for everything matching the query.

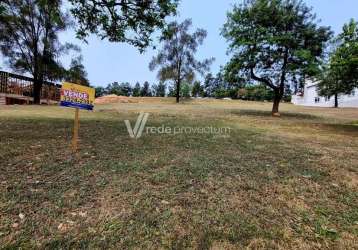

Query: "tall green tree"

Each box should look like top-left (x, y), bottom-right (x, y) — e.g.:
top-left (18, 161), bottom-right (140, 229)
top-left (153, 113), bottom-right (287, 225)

top-left (105, 82), bottom-right (131, 96)
top-left (132, 82), bottom-right (142, 97)
top-left (65, 56), bottom-right (89, 86)
top-left (0, 3), bottom-right (4, 14)
top-left (95, 86), bottom-right (106, 98)
top-left (119, 82), bottom-right (132, 96)
top-left (318, 19), bottom-right (358, 108)
top-left (203, 71), bottom-right (237, 98)
top-left (106, 82), bottom-right (122, 95)
top-left (0, 0), bottom-right (76, 104)
top-left (192, 81), bottom-right (204, 97)
top-left (203, 73), bottom-right (216, 97)
top-left (149, 19), bottom-right (214, 103)
top-left (168, 85), bottom-right (176, 97)
top-left (68, 0), bottom-right (178, 52)
top-left (153, 82), bottom-right (166, 97)
top-left (180, 82), bottom-right (191, 98)
top-left (222, 0), bottom-right (332, 115)
top-left (141, 81), bottom-right (152, 97)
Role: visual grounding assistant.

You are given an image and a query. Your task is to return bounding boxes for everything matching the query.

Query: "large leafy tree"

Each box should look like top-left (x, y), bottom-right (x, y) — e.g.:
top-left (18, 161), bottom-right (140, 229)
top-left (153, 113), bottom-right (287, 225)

top-left (0, 0), bottom-right (75, 104)
top-left (68, 0), bottom-right (178, 52)
top-left (318, 19), bottom-right (358, 108)
top-left (222, 0), bottom-right (332, 115)
top-left (149, 19), bottom-right (214, 103)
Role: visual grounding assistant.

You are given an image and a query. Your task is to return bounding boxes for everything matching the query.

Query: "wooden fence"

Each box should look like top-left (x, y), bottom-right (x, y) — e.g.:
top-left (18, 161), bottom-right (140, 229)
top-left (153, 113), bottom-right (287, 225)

top-left (0, 71), bottom-right (61, 103)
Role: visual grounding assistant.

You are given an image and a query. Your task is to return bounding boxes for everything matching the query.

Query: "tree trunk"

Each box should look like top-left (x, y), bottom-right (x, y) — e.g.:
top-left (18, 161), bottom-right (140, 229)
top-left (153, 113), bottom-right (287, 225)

top-left (272, 90), bottom-right (282, 116)
top-left (176, 59), bottom-right (182, 104)
top-left (32, 53), bottom-right (42, 104)
top-left (176, 80), bottom-right (180, 103)
top-left (334, 94), bottom-right (339, 108)
top-left (33, 78), bottom-right (42, 104)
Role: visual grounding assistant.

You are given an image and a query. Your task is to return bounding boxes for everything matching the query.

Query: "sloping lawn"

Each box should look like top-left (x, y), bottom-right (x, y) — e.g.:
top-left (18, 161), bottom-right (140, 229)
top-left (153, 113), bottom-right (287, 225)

top-left (1, 99), bottom-right (357, 249)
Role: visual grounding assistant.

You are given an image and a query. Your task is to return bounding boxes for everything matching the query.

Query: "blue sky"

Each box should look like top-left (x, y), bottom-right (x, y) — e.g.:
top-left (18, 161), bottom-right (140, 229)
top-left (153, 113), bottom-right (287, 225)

top-left (2, 0), bottom-right (358, 87)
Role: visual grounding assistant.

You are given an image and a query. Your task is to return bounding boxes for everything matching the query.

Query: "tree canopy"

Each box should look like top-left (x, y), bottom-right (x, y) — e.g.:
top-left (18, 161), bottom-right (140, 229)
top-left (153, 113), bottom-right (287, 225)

top-left (105, 82), bottom-right (132, 96)
top-left (318, 19), bottom-right (358, 107)
top-left (153, 82), bottom-right (166, 97)
top-left (132, 82), bottom-right (142, 97)
top-left (141, 81), bottom-right (152, 97)
top-left (65, 56), bottom-right (90, 86)
top-left (149, 19), bottom-right (214, 103)
top-left (68, 0), bottom-right (178, 52)
top-left (222, 0), bottom-right (332, 115)
top-left (192, 81), bottom-right (204, 97)
top-left (0, 0), bottom-right (76, 103)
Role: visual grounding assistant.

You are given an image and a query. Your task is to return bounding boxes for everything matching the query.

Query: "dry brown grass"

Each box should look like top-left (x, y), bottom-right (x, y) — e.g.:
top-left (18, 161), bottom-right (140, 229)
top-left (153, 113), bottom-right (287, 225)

top-left (0, 98), bottom-right (357, 248)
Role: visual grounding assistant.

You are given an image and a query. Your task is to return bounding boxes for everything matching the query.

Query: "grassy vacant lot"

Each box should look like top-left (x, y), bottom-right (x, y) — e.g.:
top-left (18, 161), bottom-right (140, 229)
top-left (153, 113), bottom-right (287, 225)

top-left (1, 98), bottom-right (358, 249)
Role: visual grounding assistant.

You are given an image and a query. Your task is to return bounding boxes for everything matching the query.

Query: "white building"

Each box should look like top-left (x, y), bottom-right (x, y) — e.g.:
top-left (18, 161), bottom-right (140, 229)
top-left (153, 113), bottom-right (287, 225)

top-left (292, 80), bottom-right (358, 108)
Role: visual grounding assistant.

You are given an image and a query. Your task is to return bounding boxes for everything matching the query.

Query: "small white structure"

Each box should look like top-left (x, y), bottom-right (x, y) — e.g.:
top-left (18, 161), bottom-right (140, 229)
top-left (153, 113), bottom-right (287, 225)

top-left (292, 80), bottom-right (358, 108)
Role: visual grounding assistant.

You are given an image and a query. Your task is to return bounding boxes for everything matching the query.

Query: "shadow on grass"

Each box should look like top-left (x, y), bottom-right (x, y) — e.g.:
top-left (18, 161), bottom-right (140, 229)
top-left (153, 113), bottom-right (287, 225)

top-left (231, 109), bottom-right (321, 120)
top-left (322, 123), bottom-right (358, 136)
top-left (232, 109), bottom-right (358, 136)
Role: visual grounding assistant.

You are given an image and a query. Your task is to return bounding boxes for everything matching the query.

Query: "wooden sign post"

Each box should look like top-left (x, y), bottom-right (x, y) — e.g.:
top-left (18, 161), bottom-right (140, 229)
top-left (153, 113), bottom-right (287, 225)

top-left (59, 82), bottom-right (95, 153)
top-left (72, 108), bottom-right (80, 152)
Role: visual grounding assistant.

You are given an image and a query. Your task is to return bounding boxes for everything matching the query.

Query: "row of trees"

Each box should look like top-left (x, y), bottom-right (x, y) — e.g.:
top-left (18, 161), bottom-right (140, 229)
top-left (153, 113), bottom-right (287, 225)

top-left (95, 73), bottom-right (293, 102)
top-left (95, 81), bottom-right (167, 98)
top-left (179, 76), bottom-right (291, 102)
top-left (1, 0), bottom-right (357, 113)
